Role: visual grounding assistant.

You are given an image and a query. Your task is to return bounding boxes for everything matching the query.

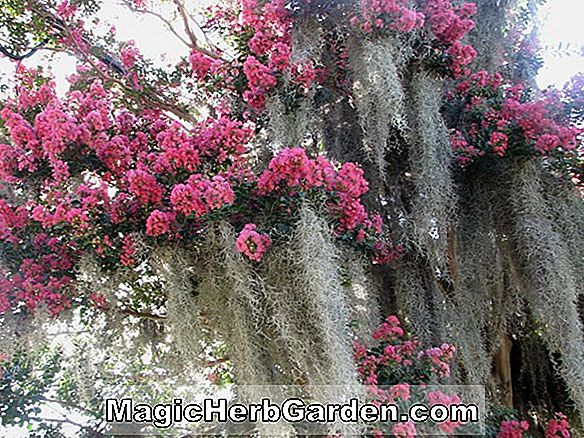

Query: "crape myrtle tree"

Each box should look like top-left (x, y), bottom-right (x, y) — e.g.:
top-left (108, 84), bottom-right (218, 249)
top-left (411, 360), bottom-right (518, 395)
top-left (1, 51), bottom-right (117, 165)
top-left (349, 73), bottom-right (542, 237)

top-left (0, 0), bottom-right (582, 435)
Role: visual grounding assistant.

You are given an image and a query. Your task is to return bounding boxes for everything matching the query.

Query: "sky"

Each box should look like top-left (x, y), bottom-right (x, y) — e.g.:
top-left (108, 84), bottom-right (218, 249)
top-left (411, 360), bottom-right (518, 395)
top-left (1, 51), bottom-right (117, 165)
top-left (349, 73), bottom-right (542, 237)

top-left (537, 0), bottom-right (584, 88)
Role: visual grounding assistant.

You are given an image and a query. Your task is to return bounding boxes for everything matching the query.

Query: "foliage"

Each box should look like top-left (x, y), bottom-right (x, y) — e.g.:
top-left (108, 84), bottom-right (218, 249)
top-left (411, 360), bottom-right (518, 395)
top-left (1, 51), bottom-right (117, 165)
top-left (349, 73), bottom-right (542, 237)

top-left (353, 315), bottom-right (469, 436)
top-left (354, 317), bottom-right (575, 438)
top-left (0, 66), bottom-right (395, 316)
top-left (445, 70), bottom-right (582, 184)
top-left (1, 348), bottom-right (61, 428)
top-left (352, 0), bottom-right (478, 77)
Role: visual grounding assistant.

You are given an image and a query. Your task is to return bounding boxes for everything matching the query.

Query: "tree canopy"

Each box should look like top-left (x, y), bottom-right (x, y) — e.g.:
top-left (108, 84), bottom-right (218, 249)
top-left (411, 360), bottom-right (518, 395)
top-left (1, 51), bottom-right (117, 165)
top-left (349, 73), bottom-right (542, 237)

top-left (0, 0), bottom-right (582, 436)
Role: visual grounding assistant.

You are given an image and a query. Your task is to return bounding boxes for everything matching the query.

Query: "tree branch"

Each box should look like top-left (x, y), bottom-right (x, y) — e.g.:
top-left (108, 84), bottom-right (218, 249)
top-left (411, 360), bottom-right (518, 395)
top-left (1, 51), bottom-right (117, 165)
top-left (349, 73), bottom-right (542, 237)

top-left (28, 416), bottom-right (103, 436)
top-left (173, 0), bottom-right (198, 49)
top-left (25, 0), bottom-right (198, 125)
top-left (0, 39), bottom-right (47, 61)
top-left (121, 308), bottom-right (166, 321)
top-left (40, 396), bottom-right (99, 417)
top-left (172, 0), bottom-right (223, 60)
top-left (141, 10), bottom-right (191, 48)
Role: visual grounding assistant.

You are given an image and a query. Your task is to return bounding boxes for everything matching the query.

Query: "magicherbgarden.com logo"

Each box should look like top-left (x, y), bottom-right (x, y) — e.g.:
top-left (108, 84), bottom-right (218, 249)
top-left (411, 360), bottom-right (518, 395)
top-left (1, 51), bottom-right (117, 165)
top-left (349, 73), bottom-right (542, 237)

top-left (104, 393), bottom-right (482, 435)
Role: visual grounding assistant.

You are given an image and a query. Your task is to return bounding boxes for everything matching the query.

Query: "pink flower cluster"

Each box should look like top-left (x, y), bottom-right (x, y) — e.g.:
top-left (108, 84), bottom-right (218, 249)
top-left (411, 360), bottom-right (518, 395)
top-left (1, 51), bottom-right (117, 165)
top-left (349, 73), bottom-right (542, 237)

top-left (0, 231), bottom-right (77, 316)
top-left (545, 413), bottom-right (571, 438)
top-left (426, 391), bottom-right (463, 433)
top-left (146, 210), bottom-right (176, 237)
top-left (354, 316), bottom-right (424, 386)
top-left (170, 174), bottom-right (235, 217)
top-left (489, 131), bottom-right (509, 157)
top-left (424, 0), bottom-right (476, 45)
top-left (355, 315), bottom-right (458, 386)
top-left (372, 315), bottom-right (405, 340)
top-left (449, 71), bottom-right (582, 171)
top-left (0, 176), bottom-right (162, 307)
top-left (256, 148), bottom-right (389, 242)
top-left (257, 147), bottom-right (334, 193)
top-left (120, 235), bottom-right (137, 266)
top-left (56, 1), bottom-right (78, 20)
top-left (195, 117), bottom-right (254, 162)
top-left (493, 412), bottom-right (571, 438)
top-left (0, 199), bottom-right (29, 244)
top-left (243, 56), bottom-right (278, 110)
top-left (354, 315), bottom-right (464, 437)
top-left (127, 169), bottom-right (164, 205)
top-left (352, 0), bottom-right (424, 33)
top-left (189, 51), bottom-right (221, 80)
top-left (497, 420), bottom-right (530, 438)
top-left (352, 0), bottom-right (476, 76)
top-left (235, 223), bottom-right (272, 261)
top-left (196, 0), bottom-right (319, 111)
top-left (89, 292), bottom-right (108, 309)
top-left (154, 121), bottom-right (201, 173)
top-left (15, 66), bottom-right (57, 110)
top-left (423, 0), bottom-right (477, 76)
top-left (446, 41), bottom-right (477, 77)
top-left (450, 129), bottom-right (483, 165)
top-left (120, 41), bottom-right (142, 69)
top-left (417, 343), bottom-right (456, 378)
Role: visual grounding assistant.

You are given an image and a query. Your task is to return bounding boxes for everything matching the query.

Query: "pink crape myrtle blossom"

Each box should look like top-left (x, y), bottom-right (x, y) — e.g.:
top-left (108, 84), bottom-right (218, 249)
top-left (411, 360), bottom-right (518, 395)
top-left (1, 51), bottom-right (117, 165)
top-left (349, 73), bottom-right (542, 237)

top-left (146, 210), bottom-right (175, 237)
top-left (426, 391), bottom-right (463, 433)
top-left (236, 223), bottom-right (272, 261)
top-left (353, 315), bottom-right (467, 436)
top-left (392, 420), bottom-right (417, 437)
top-left (545, 413), bottom-right (571, 438)
top-left (127, 169), bottom-right (164, 205)
top-left (489, 131), bottom-right (509, 157)
top-left (351, 0), bottom-right (475, 76)
top-left (497, 420), bottom-right (529, 438)
top-left (198, 0), bottom-right (318, 112)
top-left (447, 71), bottom-right (582, 173)
top-left (0, 42), bottom-right (400, 317)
